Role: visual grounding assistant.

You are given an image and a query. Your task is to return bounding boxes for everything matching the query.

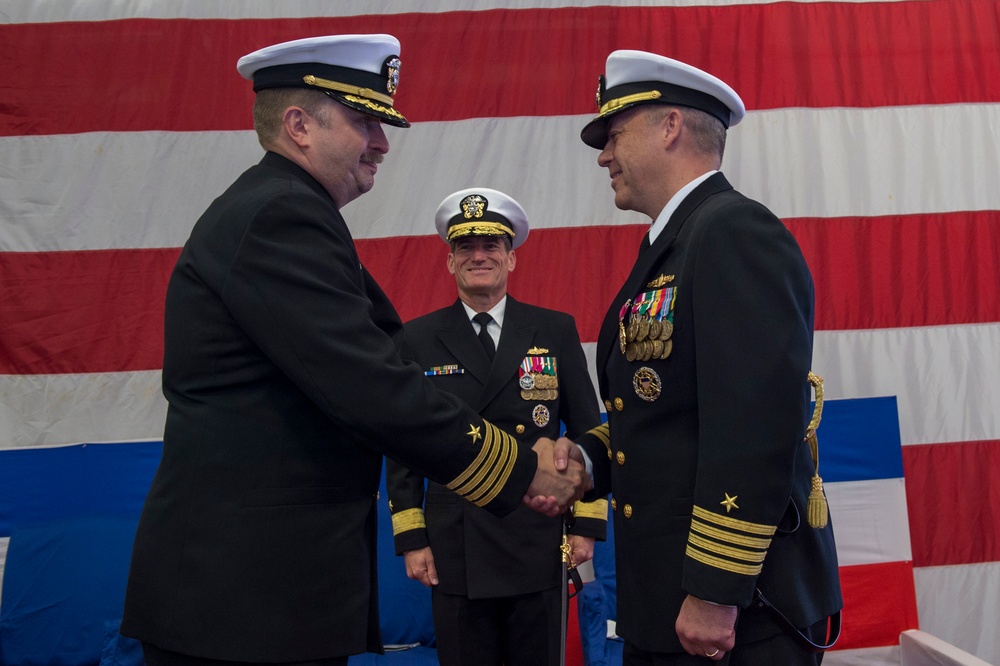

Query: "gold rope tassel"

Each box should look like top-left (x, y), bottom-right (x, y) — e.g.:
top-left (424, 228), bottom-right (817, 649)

top-left (805, 372), bottom-right (829, 529)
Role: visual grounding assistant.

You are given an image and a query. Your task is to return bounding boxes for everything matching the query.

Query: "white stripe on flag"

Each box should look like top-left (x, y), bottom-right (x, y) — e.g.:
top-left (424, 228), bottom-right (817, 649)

top-left (0, 371), bottom-right (167, 450)
top-left (825, 478), bottom-right (912, 566)
top-left (814, 323), bottom-right (1000, 446)
top-left (914, 562), bottom-right (1000, 661)
top-left (0, 0), bottom-right (920, 25)
top-left (4, 104), bottom-right (1000, 252)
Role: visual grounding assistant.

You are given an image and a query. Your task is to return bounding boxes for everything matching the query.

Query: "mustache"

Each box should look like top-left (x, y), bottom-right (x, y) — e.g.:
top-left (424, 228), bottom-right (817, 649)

top-left (361, 153), bottom-right (384, 165)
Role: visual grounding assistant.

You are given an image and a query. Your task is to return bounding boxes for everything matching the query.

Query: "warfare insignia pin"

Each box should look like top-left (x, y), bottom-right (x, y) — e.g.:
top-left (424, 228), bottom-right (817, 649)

top-left (532, 404), bottom-right (551, 427)
top-left (632, 367), bottom-right (661, 402)
top-left (647, 274), bottom-right (675, 288)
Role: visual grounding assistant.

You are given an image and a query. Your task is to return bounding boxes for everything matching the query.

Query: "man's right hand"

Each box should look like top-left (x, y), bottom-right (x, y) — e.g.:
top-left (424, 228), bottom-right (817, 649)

top-left (403, 546), bottom-right (438, 587)
top-left (524, 437), bottom-right (592, 516)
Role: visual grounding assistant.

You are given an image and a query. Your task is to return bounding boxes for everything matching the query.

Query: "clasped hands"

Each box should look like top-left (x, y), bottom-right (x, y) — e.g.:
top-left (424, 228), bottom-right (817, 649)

top-left (523, 436), bottom-right (592, 517)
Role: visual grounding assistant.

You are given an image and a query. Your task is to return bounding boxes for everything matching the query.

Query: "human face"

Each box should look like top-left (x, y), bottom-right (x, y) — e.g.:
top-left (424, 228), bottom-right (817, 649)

top-left (447, 236), bottom-right (516, 307)
top-left (597, 107), bottom-right (670, 219)
top-left (308, 100), bottom-right (390, 208)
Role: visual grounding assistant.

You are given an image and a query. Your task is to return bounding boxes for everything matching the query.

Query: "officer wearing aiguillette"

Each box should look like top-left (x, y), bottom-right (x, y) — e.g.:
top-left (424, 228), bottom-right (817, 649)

top-left (572, 50), bottom-right (843, 664)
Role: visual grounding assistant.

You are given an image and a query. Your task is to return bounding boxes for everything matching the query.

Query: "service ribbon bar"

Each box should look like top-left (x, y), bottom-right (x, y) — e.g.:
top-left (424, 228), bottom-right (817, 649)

top-left (425, 364), bottom-right (464, 376)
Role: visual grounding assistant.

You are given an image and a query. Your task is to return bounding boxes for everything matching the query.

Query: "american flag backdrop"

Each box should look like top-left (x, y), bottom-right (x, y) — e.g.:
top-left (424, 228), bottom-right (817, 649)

top-left (1, 1), bottom-right (999, 664)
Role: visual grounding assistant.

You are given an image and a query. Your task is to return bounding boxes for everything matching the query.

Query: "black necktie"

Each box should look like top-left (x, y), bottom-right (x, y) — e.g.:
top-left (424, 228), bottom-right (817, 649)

top-left (472, 312), bottom-right (496, 361)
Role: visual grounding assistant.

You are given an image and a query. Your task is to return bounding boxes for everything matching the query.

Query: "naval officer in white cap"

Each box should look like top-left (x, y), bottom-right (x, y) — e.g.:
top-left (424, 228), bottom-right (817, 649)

top-left (120, 35), bottom-right (590, 666)
top-left (385, 187), bottom-right (607, 666)
top-left (573, 50), bottom-right (843, 664)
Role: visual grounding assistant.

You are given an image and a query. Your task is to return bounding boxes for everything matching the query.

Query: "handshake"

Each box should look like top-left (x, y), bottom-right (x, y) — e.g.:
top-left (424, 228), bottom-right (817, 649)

top-left (523, 437), bottom-right (593, 516)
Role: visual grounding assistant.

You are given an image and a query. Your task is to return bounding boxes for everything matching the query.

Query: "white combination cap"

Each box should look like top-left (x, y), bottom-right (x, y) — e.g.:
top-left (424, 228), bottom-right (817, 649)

top-left (435, 188), bottom-right (529, 250)
top-left (581, 49), bottom-right (745, 148)
top-left (237, 34), bottom-right (409, 127)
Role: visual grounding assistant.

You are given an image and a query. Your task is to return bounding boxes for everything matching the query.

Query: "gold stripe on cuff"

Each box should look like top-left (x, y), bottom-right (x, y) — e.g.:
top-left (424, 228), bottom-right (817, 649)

top-left (390, 508), bottom-right (426, 536)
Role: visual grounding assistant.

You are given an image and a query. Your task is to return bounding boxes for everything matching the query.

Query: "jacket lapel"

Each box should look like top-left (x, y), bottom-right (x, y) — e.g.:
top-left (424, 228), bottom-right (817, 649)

top-left (478, 297), bottom-right (535, 411)
top-left (436, 301), bottom-right (492, 387)
top-left (595, 173), bottom-right (734, 395)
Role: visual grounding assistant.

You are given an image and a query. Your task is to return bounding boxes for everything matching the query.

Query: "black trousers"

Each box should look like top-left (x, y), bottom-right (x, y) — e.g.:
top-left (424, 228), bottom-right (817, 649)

top-left (622, 616), bottom-right (831, 666)
top-left (141, 643), bottom-right (348, 666)
top-left (431, 585), bottom-right (563, 666)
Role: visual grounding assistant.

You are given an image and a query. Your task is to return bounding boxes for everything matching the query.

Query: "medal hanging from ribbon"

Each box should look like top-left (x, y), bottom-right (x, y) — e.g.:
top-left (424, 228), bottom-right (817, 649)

top-left (622, 287), bottom-right (676, 362)
top-left (519, 355), bottom-right (559, 400)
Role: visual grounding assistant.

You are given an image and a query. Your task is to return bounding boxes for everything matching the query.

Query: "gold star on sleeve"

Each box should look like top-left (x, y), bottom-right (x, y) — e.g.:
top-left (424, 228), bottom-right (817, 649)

top-left (720, 493), bottom-right (739, 513)
top-left (467, 424), bottom-right (482, 443)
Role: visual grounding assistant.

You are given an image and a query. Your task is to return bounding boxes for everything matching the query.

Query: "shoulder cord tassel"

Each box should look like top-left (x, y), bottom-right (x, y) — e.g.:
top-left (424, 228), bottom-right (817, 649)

top-left (805, 372), bottom-right (829, 529)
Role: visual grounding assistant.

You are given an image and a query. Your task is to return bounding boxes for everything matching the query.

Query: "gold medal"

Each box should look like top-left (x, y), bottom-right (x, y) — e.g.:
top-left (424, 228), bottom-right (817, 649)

top-left (520, 389), bottom-right (533, 400)
top-left (649, 319), bottom-right (662, 340)
top-left (641, 339), bottom-right (654, 361)
top-left (627, 317), bottom-right (639, 343)
top-left (658, 338), bottom-right (673, 360)
top-left (636, 316), bottom-right (650, 342)
top-left (632, 366), bottom-right (662, 402)
top-left (659, 320), bottom-right (673, 340)
top-left (619, 321), bottom-right (627, 354)
top-left (651, 339), bottom-right (663, 358)
top-left (625, 341), bottom-right (638, 362)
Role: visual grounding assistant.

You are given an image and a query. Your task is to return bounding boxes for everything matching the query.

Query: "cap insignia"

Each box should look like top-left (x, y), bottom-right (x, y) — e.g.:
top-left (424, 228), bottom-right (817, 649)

top-left (460, 194), bottom-right (488, 219)
top-left (385, 56), bottom-right (401, 95)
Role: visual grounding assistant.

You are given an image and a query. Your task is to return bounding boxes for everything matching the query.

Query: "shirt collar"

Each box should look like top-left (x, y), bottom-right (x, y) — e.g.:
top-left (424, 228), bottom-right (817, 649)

top-left (460, 295), bottom-right (507, 329)
top-left (648, 170), bottom-right (717, 244)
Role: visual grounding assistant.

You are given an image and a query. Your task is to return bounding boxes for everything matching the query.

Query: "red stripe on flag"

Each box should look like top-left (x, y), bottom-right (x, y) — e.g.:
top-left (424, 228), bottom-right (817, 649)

top-left (834, 561), bottom-right (919, 651)
top-left (789, 211), bottom-right (1000, 332)
top-left (2, 1), bottom-right (998, 135)
top-left (903, 439), bottom-right (1000, 568)
top-left (3, 211), bottom-right (999, 374)
top-left (0, 249), bottom-right (178, 374)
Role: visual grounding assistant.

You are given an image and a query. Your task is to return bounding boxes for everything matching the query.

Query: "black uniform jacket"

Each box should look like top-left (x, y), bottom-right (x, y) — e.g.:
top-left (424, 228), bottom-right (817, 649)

top-left (577, 173), bottom-right (843, 653)
top-left (386, 297), bottom-right (606, 598)
top-left (120, 153), bottom-right (540, 662)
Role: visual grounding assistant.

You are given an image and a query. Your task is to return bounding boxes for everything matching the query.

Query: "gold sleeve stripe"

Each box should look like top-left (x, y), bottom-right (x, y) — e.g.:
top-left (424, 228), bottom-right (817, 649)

top-left (447, 420), bottom-right (518, 508)
top-left (447, 420), bottom-right (493, 492)
top-left (587, 423), bottom-right (612, 458)
top-left (688, 533), bottom-right (767, 564)
top-left (691, 519), bottom-right (773, 550)
top-left (390, 508), bottom-right (426, 536)
top-left (686, 545), bottom-right (763, 577)
top-left (467, 425), bottom-right (517, 506)
top-left (573, 498), bottom-right (609, 520)
top-left (692, 505), bottom-right (777, 537)
top-left (451, 422), bottom-right (503, 498)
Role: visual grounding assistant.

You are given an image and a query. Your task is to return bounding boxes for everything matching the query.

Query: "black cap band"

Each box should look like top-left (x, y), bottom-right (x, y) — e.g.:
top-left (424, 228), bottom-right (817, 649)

top-left (600, 80), bottom-right (733, 128)
top-left (251, 62), bottom-right (389, 94)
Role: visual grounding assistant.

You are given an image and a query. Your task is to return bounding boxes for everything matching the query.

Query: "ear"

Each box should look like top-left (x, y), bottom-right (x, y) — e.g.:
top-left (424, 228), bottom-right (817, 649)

top-left (446, 252), bottom-right (457, 275)
top-left (282, 106), bottom-right (310, 148)
top-left (661, 108), bottom-right (683, 149)
top-left (507, 250), bottom-right (516, 273)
